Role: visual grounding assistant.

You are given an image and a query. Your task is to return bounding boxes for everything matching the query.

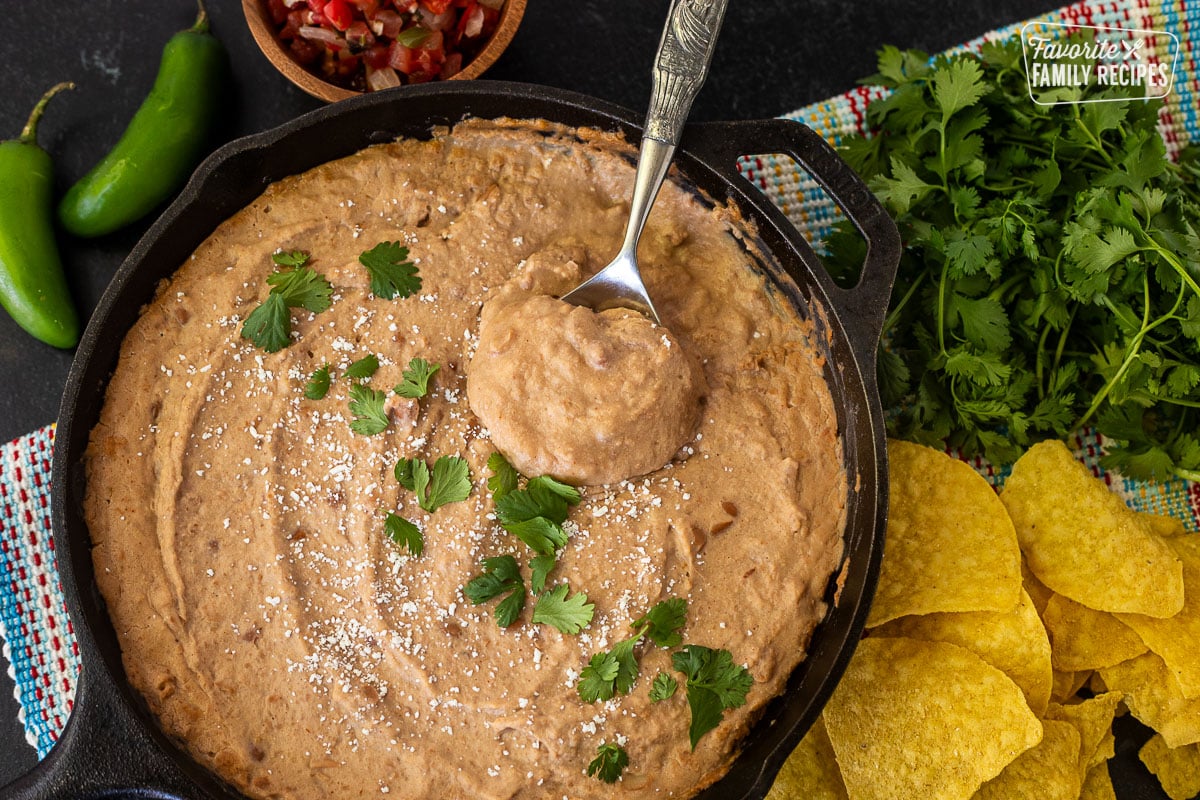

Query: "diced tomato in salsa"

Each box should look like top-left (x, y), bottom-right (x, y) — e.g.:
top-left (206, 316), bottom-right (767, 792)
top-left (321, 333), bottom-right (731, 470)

top-left (269, 0), bottom-right (503, 92)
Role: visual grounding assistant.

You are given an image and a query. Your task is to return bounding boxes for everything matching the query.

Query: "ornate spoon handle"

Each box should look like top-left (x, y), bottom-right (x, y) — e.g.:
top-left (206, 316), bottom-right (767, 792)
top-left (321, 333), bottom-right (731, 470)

top-left (644, 0), bottom-right (730, 145)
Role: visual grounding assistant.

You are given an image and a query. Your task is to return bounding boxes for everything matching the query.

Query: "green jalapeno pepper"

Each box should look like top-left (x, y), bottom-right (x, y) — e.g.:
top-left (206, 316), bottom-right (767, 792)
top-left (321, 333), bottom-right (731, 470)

top-left (58, 0), bottom-right (226, 237)
top-left (0, 83), bottom-right (80, 349)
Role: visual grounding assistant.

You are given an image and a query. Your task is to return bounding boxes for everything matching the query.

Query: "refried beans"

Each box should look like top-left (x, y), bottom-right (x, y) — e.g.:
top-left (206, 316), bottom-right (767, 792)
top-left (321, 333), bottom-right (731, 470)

top-left (84, 118), bottom-right (847, 799)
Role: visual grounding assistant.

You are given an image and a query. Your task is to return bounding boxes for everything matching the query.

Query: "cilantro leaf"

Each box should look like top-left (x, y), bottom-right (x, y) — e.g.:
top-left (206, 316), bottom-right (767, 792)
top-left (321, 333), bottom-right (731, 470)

top-left (271, 250), bottom-right (310, 268)
top-left (348, 383), bottom-right (388, 435)
top-left (506, 516), bottom-right (568, 556)
top-left (931, 57), bottom-right (987, 120)
top-left (486, 452), bottom-right (519, 502)
top-left (395, 357), bottom-right (440, 398)
top-left (304, 364), bottom-right (331, 400)
top-left (384, 513), bottom-right (423, 556)
top-left (649, 672), bottom-right (678, 703)
top-left (529, 553), bottom-right (556, 595)
top-left (672, 645), bottom-right (753, 750)
top-left (360, 241), bottom-right (421, 300)
top-left (396, 456), bottom-right (471, 513)
top-left (578, 652), bottom-right (621, 703)
top-left (463, 555), bottom-right (526, 627)
top-left (345, 354), bottom-right (380, 380)
top-left (241, 265), bottom-right (333, 352)
top-left (424, 456), bottom-right (471, 512)
top-left (241, 292), bottom-right (292, 353)
top-left (632, 597), bottom-right (687, 648)
top-left (266, 266), bottom-right (333, 313)
top-left (531, 583), bottom-right (593, 635)
top-left (587, 743), bottom-right (628, 784)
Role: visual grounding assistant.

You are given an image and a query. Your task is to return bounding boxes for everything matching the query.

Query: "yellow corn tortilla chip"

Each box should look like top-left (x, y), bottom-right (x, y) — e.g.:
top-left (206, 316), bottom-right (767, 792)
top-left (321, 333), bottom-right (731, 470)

top-left (1000, 440), bottom-right (1183, 618)
top-left (869, 441), bottom-right (1022, 627)
top-left (765, 716), bottom-right (848, 800)
top-left (1042, 592), bottom-right (1148, 672)
top-left (1045, 692), bottom-right (1121, 780)
top-left (1099, 652), bottom-right (1200, 748)
top-left (823, 637), bottom-right (1042, 800)
top-left (1116, 534), bottom-right (1200, 698)
top-left (872, 587), bottom-right (1052, 716)
top-left (1139, 734), bottom-right (1200, 800)
top-left (972, 718), bottom-right (1080, 800)
top-left (1079, 762), bottom-right (1117, 800)
top-left (1142, 512), bottom-right (1190, 538)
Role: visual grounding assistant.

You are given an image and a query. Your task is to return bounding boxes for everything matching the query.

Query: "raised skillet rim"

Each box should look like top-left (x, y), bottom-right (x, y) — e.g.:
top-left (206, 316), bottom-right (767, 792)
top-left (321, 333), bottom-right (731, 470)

top-left (42, 79), bottom-right (892, 799)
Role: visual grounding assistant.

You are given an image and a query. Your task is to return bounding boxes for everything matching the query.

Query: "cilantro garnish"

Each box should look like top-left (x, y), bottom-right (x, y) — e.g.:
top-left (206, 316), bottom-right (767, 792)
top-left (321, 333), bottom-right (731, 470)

top-left (360, 241), bottom-right (421, 300)
top-left (649, 672), bottom-right (678, 703)
top-left (384, 512), bottom-right (423, 556)
top-left (241, 265), bottom-right (333, 352)
top-left (394, 27), bottom-right (430, 48)
top-left (825, 38), bottom-right (1200, 480)
top-left (632, 597), bottom-right (687, 648)
top-left (345, 354), bottom-right (380, 380)
top-left (463, 554), bottom-right (526, 627)
top-left (271, 249), bottom-right (310, 268)
top-left (486, 452), bottom-right (519, 501)
top-left (529, 553), bottom-right (556, 595)
top-left (577, 598), bottom-right (687, 703)
top-left (395, 357), bottom-right (440, 398)
top-left (348, 383), bottom-right (388, 435)
top-left (531, 582), bottom-right (594, 635)
top-left (672, 645), bottom-right (753, 750)
top-left (587, 742), bottom-right (628, 784)
top-left (395, 455), bottom-right (471, 513)
top-left (304, 364), bottom-right (331, 400)
top-left (578, 639), bottom-right (639, 703)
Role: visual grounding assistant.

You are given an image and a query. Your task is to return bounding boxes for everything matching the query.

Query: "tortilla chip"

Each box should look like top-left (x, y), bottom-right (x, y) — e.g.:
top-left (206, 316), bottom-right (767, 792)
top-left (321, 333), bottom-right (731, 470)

top-left (1116, 534), bottom-right (1200, 698)
top-left (999, 440), bottom-right (1183, 618)
top-left (1139, 734), bottom-right (1200, 800)
top-left (1041, 592), bottom-right (1147, 672)
top-left (823, 637), bottom-right (1042, 800)
top-left (972, 719), bottom-right (1080, 800)
top-left (1044, 692), bottom-right (1121, 779)
top-left (868, 441), bottom-right (1022, 627)
top-left (1099, 652), bottom-right (1200, 748)
top-left (1142, 512), bottom-right (1190, 538)
top-left (872, 587), bottom-right (1052, 716)
top-left (765, 716), bottom-right (848, 800)
top-left (1079, 762), bottom-right (1117, 800)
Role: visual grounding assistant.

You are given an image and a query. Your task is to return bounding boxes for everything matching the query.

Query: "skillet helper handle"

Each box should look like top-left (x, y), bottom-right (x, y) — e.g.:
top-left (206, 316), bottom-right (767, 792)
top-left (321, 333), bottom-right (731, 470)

top-left (3, 665), bottom-right (196, 800)
top-left (685, 118), bottom-right (901, 371)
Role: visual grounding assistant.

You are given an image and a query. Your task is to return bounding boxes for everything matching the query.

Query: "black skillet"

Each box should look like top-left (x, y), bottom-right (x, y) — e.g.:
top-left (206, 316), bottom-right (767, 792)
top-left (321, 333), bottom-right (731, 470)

top-left (4, 81), bottom-right (900, 799)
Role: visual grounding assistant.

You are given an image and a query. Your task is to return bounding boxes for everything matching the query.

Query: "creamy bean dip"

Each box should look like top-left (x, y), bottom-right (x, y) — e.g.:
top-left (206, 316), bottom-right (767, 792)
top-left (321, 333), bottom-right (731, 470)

top-left (85, 119), bottom-right (847, 799)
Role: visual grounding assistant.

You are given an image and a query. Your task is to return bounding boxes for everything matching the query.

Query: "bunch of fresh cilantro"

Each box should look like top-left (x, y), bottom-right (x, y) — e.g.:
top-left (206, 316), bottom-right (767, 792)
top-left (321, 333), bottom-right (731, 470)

top-left (823, 38), bottom-right (1200, 480)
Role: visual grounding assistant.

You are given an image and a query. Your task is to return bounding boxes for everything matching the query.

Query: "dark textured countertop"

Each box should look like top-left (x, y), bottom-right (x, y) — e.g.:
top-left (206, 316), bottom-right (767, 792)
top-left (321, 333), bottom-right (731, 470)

top-left (0, 1), bottom-right (1176, 797)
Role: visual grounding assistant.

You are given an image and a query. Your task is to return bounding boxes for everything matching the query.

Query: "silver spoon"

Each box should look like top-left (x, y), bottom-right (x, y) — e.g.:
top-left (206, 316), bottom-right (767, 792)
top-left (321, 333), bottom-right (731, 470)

top-left (560, 0), bottom-right (730, 325)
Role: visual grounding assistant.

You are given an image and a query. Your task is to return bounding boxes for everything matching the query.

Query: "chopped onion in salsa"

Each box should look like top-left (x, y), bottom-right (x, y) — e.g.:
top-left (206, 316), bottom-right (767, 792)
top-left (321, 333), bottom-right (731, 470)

top-left (266, 0), bottom-right (505, 90)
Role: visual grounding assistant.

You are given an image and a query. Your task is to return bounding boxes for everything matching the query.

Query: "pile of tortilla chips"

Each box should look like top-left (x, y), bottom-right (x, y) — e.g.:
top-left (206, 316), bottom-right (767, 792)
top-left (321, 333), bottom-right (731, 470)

top-left (767, 439), bottom-right (1200, 800)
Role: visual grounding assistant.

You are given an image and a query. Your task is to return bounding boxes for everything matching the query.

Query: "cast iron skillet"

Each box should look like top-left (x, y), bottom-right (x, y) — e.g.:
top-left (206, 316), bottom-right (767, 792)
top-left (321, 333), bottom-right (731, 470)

top-left (6, 81), bottom-right (899, 799)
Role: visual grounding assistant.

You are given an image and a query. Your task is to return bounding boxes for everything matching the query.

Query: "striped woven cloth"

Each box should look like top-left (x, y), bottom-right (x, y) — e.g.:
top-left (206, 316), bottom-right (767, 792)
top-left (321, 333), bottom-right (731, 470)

top-left (1, 0), bottom-right (1198, 762)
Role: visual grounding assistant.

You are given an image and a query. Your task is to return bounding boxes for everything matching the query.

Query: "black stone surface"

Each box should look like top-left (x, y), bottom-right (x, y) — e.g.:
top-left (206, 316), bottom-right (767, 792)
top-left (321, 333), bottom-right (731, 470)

top-left (0, 1), bottom-right (1180, 797)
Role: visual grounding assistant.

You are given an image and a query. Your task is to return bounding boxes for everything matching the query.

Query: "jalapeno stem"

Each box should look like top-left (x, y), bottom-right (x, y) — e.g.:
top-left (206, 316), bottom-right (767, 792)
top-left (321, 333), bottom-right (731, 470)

top-left (18, 82), bottom-right (74, 146)
top-left (190, 0), bottom-right (210, 35)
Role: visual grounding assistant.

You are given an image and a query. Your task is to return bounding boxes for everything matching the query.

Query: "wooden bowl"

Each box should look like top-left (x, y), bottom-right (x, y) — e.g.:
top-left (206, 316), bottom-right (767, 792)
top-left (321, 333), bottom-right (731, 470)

top-left (242, 0), bottom-right (527, 103)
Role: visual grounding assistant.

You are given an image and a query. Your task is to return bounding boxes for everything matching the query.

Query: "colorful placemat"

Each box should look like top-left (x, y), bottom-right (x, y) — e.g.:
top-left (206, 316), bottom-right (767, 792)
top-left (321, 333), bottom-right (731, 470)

top-left (1, 0), bottom-right (1198, 765)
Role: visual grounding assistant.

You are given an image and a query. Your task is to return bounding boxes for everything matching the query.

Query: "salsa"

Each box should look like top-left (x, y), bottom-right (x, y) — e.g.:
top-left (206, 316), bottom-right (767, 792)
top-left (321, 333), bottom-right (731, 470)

top-left (266, 0), bottom-right (505, 91)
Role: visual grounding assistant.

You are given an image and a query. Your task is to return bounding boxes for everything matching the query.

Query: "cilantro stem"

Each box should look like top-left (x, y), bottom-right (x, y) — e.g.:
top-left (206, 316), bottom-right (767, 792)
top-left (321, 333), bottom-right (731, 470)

top-left (882, 269), bottom-right (926, 336)
top-left (936, 261), bottom-right (949, 356)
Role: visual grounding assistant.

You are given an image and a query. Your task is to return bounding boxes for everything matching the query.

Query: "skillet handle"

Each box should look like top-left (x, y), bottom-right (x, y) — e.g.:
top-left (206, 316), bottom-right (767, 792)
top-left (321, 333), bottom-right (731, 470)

top-left (1, 664), bottom-right (197, 799)
top-left (683, 118), bottom-right (901, 371)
